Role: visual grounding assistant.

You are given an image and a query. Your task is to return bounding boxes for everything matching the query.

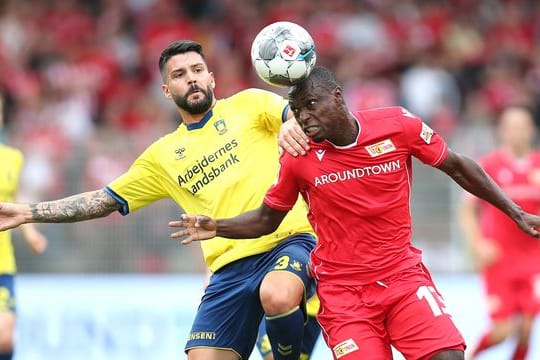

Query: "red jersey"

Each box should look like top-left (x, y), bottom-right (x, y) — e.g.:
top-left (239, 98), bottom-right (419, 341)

top-left (477, 149), bottom-right (540, 276)
top-left (264, 107), bottom-right (449, 285)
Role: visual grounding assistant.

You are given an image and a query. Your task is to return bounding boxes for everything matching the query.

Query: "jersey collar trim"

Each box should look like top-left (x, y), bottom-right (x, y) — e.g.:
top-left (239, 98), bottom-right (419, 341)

top-left (185, 110), bottom-right (213, 131)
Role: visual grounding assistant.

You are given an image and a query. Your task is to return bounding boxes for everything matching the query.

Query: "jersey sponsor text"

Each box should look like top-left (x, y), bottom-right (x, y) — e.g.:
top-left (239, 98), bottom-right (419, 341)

top-left (177, 140), bottom-right (240, 194)
top-left (314, 160), bottom-right (401, 187)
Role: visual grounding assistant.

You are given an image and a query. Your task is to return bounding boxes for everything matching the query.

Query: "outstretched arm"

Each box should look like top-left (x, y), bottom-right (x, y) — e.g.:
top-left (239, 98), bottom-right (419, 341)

top-left (439, 150), bottom-right (540, 237)
top-left (169, 203), bottom-right (289, 244)
top-left (0, 189), bottom-right (121, 231)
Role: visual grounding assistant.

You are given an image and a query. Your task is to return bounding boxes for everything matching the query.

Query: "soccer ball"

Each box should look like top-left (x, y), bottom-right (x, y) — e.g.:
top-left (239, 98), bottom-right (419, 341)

top-left (251, 21), bottom-right (317, 87)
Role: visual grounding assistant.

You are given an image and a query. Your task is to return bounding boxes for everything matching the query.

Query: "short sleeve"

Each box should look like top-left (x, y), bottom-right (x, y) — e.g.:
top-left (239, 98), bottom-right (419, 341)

top-left (400, 108), bottom-right (448, 167)
top-left (263, 153), bottom-right (301, 211)
top-left (106, 149), bottom-right (169, 215)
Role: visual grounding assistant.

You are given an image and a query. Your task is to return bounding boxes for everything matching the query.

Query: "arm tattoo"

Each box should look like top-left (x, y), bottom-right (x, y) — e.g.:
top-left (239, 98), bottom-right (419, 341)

top-left (29, 189), bottom-right (122, 223)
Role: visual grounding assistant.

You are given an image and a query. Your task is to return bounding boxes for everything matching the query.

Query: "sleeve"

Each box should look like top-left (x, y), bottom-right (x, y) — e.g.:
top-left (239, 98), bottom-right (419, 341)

top-left (106, 147), bottom-right (169, 215)
top-left (263, 153), bottom-right (301, 211)
top-left (242, 88), bottom-right (290, 133)
top-left (400, 107), bottom-right (449, 167)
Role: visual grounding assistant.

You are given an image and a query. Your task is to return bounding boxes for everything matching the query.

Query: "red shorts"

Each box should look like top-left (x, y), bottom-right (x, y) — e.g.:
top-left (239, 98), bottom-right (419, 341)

top-left (317, 264), bottom-right (465, 360)
top-left (483, 270), bottom-right (540, 320)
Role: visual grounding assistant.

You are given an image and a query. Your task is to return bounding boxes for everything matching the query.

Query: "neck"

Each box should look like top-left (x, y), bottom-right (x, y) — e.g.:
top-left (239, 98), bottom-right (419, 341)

top-left (505, 145), bottom-right (530, 158)
top-left (331, 113), bottom-right (359, 146)
top-left (181, 111), bottom-right (207, 125)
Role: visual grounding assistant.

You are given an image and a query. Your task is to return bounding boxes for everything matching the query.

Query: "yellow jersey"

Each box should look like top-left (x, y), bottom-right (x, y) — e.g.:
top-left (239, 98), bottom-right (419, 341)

top-left (107, 88), bottom-right (314, 271)
top-left (0, 144), bottom-right (23, 273)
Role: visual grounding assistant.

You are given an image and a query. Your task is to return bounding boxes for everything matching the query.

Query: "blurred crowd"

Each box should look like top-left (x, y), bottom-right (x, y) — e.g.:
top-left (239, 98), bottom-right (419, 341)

top-left (2, 0), bottom-right (540, 199)
top-left (1, 0), bottom-right (540, 271)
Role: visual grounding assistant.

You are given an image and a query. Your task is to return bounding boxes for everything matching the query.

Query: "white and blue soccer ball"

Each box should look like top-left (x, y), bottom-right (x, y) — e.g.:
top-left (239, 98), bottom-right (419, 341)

top-left (251, 21), bottom-right (317, 87)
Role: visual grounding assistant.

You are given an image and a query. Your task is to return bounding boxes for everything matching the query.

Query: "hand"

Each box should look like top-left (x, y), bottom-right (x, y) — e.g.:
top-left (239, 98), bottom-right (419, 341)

top-left (278, 118), bottom-right (310, 157)
top-left (168, 214), bottom-right (217, 244)
top-left (0, 202), bottom-right (27, 231)
top-left (22, 225), bottom-right (48, 254)
top-left (471, 237), bottom-right (499, 269)
top-left (515, 212), bottom-right (540, 238)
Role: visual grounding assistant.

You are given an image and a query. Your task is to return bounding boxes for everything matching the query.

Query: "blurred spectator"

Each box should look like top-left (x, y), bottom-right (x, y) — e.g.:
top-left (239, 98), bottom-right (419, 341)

top-left (2, 0), bottom-right (540, 273)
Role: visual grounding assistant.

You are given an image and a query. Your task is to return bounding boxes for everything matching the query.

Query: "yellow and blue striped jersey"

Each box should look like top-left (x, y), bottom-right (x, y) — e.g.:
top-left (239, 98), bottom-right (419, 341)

top-left (107, 88), bottom-right (314, 271)
top-left (0, 144), bottom-right (23, 273)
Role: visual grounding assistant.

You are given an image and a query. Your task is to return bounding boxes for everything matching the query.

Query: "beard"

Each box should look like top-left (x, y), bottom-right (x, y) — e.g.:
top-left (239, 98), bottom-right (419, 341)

top-left (172, 85), bottom-right (214, 115)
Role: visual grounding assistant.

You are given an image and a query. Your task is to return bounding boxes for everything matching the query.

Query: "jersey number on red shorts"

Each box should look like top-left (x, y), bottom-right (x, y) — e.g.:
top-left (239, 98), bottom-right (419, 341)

top-left (416, 285), bottom-right (450, 317)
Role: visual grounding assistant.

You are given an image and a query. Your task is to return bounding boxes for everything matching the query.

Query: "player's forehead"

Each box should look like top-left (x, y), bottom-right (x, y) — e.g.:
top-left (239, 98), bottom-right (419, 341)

top-left (165, 51), bottom-right (208, 73)
top-left (289, 81), bottom-right (327, 106)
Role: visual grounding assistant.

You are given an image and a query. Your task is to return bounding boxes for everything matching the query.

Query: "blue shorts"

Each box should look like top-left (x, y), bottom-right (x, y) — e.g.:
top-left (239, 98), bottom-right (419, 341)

top-left (256, 311), bottom-right (321, 359)
top-left (185, 233), bottom-right (316, 359)
top-left (0, 274), bottom-right (15, 313)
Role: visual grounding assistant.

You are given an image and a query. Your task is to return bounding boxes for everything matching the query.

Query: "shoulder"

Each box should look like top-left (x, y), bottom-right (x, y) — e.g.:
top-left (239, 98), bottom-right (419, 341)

top-left (137, 127), bottom-right (182, 159)
top-left (356, 107), bottom-right (422, 137)
top-left (356, 107), bottom-right (421, 133)
top-left (223, 88), bottom-right (281, 103)
top-left (531, 150), bottom-right (540, 161)
top-left (0, 144), bottom-right (23, 162)
top-left (279, 150), bottom-right (302, 169)
top-left (358, 106), bottom-right (419, 122)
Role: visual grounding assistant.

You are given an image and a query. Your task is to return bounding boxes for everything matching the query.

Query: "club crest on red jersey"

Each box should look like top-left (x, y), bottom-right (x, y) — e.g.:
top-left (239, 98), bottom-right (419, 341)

top-left (333, 338), bottom-right (359, 358)
top-left (420, 122), bottom-right (434, 144)
top-left (365, 139), bottom-right (396, 157)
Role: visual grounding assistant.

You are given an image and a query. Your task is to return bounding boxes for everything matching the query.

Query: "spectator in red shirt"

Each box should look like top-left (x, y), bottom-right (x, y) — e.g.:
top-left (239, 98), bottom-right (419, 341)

top-left (459, 105), bottom-right (540, 360)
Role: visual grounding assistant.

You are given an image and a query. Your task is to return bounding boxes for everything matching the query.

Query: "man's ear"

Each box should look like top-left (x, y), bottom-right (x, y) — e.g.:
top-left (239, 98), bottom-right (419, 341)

top-left (161, 83), bottom-right (172, 99)
top-left (210, 72), bottom-right (216, 89)
top-left (333, 86), bottom-right (344, 107)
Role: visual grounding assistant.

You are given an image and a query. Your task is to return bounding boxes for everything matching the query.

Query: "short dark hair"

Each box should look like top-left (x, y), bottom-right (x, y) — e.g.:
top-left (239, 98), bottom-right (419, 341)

top-left (158, 40), bottom-right (206, 78)
top-left (289, 66), bottom-right (339, 98)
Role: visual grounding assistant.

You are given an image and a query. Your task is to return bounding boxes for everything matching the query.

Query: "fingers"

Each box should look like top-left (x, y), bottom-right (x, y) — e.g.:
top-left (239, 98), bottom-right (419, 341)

top-left (181, 236), bottom-right (196, 245)
top-left (169, 229), bottom-right (191, 239)
top-left (168, 218), bottom-right (200, 229)
top-left (279, 121), bottom-right (310, 157)
top-left (281, 133), bottom-right (309, 156)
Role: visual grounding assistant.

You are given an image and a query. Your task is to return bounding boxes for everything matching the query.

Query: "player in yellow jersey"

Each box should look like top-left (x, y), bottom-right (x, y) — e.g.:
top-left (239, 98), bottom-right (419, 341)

top-left (0, 94), bottom-right (47, 360)
top-left (0, 40), bottom-right (317, 360)
top-left (201, 266), bottom-right (322, 359)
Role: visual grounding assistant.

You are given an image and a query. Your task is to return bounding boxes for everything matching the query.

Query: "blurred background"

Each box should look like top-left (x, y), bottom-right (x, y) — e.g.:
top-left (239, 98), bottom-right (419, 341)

top-left (1, 0), bottom-right (540, 358)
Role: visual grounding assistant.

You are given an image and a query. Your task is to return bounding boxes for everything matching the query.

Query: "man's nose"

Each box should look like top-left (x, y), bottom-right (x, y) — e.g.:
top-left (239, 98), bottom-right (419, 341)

top-left (185, 71), bottom-right (197, 84)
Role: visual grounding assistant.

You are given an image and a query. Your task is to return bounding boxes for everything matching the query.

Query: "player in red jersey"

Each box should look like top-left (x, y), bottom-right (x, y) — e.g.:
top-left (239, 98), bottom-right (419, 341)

top-left (459, 105), bottom-right (540, 360)
top-left (169, 67), bottom-right (540, 360)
